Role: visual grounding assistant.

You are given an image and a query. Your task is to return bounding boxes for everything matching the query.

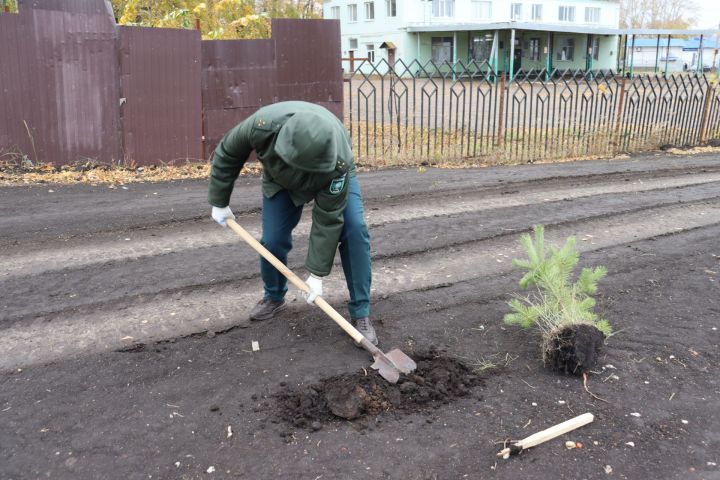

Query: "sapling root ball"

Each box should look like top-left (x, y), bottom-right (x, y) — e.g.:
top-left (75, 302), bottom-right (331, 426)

top-left (545, 324), bottom-right (606, 375)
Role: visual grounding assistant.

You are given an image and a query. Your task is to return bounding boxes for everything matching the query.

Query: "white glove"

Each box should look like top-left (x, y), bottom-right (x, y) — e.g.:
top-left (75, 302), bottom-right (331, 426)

top-left (211, 206), bottom-right (235, 227)
top-left (303, 274), bottom-right (323, 304)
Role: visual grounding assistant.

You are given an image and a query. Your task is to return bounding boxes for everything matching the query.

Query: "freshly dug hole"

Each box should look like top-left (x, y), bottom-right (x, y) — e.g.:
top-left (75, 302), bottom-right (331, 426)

top-left (545, 324), bottom-right (605, 375)
top-left (275, 351), bottom-right (484, 427)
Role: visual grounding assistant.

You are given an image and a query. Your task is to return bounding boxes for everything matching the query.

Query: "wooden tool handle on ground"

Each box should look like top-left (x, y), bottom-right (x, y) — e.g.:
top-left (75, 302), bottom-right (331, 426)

top-left (518, 412), bottom-right (594, 449)
top-left (226, 219), bottom-right (365, 344)
top-left (497, 412), bottom-right (595, 458)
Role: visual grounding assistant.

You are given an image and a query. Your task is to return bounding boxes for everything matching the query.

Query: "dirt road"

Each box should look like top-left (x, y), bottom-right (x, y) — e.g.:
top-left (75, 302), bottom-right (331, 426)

top-left (1, 153), bottom-right (719, 479)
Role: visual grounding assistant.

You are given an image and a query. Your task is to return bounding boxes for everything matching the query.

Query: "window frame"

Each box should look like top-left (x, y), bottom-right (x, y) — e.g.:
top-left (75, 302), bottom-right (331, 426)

top-left (471, 0), bottom-right (492, 19)
top-left (471, 33), bottom-right (493, 62)
top-left (558, 5), bottom-right (575, 22)
top-left (531, 4), bottom-right (542, 20)
top-left (330, 6), bottom-right (340, 19)
top-left (347, 3), bottom-right (358, 22)
top-left (592, 36), bottom-right (600, 60)
top-left (349, 37), bottom-right (359, 49)
top-left (364, 1), bottom-right (375, 20)
top-left (431, 36), bottom-right (454, 63)
top-left (510, 2), bottom-right (522, 20)
top-left (366, 44), bottom-right (375, 62)
top-left (529, 38), bottom-right (541, 61)
top-left (432, 0), bottom-right (454, 18)
top-left (556, 37), bottom-right (575, 61)
top-left (584, 7), bottom-right (600, 24)
top-left (386, 0), bottom-right (397, 17)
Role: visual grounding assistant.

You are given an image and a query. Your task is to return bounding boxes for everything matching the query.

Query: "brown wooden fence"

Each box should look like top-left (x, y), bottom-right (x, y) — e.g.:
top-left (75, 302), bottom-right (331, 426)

top-left (0, 0), bottom-right (342, 166)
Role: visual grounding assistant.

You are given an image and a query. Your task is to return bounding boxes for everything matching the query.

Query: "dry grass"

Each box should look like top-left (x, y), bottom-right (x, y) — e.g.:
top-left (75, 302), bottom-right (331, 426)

top-left (3, 128), bottom-right (719, 186)
top-left (349, 121), bottom-right (685, 168)
top-left (0, 156), bottom-right (262, 186)
top-left (665, 145), bottom-right (720, 155)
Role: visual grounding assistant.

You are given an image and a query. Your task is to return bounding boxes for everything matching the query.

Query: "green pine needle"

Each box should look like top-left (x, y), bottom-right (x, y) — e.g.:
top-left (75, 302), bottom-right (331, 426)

top-left (504, 225), bottom-right (612, 336)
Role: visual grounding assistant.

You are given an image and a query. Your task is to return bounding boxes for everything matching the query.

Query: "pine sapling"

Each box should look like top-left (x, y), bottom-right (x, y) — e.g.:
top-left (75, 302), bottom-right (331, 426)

top-left (504, 225), bottom-right (611, 375)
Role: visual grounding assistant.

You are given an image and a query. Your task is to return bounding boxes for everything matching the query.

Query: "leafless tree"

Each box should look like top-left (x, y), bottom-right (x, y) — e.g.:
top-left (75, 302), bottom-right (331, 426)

top-left (620, 0), bottom-right (697, 29)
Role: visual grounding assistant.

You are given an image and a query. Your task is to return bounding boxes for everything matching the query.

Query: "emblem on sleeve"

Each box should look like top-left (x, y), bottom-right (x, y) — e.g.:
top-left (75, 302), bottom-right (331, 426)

top-left (329, 173), bottom-right (347, 195)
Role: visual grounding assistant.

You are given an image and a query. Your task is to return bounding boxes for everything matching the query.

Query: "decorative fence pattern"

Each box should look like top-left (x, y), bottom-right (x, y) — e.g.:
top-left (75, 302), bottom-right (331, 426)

top-left (346, 60), bottom-right (720, 165)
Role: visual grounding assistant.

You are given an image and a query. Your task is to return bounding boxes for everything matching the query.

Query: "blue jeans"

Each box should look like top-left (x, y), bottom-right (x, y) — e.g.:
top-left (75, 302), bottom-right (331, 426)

top-left (259, 176), bottom-right (372, 319)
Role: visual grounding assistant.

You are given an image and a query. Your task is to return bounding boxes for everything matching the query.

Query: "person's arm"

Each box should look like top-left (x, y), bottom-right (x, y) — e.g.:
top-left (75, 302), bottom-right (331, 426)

top-left (208, 116), bottom-right (255, 208)
top-left (305, 174), bottom-right (349, 276)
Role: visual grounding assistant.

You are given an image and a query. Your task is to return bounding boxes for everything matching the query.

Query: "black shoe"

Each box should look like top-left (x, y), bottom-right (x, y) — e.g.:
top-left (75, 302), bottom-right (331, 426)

top-left (353, 317), bottom-right (378, 346)
top-left (249, 298), bottom-right (287, 321)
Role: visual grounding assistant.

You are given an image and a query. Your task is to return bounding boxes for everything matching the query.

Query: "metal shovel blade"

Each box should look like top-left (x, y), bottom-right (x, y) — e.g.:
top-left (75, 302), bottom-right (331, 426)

top-left (384, 349), bottom-right (417, 374)
top-left (363, 339), bottom-right (417, 384)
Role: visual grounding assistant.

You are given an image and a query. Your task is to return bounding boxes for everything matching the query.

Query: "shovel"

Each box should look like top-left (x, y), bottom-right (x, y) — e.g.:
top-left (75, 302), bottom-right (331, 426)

top-left (226, 218), bottom-right (417, 384)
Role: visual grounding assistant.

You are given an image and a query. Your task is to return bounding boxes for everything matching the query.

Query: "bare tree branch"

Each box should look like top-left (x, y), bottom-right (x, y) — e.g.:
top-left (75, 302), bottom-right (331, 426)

top-left (620, 0), bottom-right (697, 28)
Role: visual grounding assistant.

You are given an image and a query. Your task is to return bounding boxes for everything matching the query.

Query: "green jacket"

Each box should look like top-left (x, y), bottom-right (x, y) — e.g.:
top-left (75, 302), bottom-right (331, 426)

top-left (208, 101), bottom-right (355, 276)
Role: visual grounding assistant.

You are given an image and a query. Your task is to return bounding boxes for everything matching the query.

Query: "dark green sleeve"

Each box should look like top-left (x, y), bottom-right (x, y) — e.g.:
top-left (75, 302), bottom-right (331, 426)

top-left (208, 116), bottom-right (255, 207)
top-left (305, 177), bottom-right (349, 276)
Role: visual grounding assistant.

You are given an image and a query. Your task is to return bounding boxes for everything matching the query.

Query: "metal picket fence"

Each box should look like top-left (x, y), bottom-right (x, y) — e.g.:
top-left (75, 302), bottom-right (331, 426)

top-left (345, 59), bottom-right (720, 165)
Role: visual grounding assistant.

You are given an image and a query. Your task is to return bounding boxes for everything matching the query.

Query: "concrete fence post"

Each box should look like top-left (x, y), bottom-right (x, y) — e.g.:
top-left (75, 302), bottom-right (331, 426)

top-left (698, 84), bottom-right (716, 144)
top-left (496, 75), bottom-right (506, 148)
top-left (613, 77), bottom-right (628, 153)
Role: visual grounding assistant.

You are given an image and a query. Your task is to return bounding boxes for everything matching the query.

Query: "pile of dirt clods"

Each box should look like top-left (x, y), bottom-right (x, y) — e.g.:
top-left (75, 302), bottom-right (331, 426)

top-left (276, 350), bottom-right (484, 428)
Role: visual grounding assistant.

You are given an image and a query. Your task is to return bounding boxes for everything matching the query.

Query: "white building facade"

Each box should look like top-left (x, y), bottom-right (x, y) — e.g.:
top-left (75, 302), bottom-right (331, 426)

top-left (324, 0), bottom-right (622, 73)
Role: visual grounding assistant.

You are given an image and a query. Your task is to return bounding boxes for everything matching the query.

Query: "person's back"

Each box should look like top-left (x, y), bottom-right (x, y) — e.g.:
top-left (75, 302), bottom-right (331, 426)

top-left (208, 101), bottom-right (377, 345)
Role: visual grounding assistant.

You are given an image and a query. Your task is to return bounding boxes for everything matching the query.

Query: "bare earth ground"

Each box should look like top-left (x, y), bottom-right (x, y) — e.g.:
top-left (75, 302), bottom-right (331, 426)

top-left (1, 153), bottom-right (719, 479)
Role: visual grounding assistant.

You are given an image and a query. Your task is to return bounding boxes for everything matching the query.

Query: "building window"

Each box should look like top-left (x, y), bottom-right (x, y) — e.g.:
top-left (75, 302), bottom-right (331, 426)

top-left (349, 38), bottom-right (358, 49)
top-left (432, 0), bottom-right (454, 17)
top-left (330, 6), bottom-right (340, 19)
top-left (530, 38), bottom-right (540, 61)
top-left (386, 0), bottom-right (396, 17)
top-left (591, 36), bottom-right (600, 60)
top-left (471, 34), bottom-right (493, 61)
top-left (585, 7), bottom-right (600, 23)
top-left (531, 4), bottom-right (542, 20)
top-left (347, 4), bottom-right (357, 21)
top-left (471, 0), bottom-right (491, 19)
top-left (557, 37), bottom-right (575, 61)
top-left (431, 36), bottom-right (454, 63)
top-left (367, 44), bottom-right (375, 62)
top-left (364, 1), bottom-right (374, 20)
top-left (510, 3), bottom-right (522, 20)
top-left (558, 6), bottom-right (575, 22)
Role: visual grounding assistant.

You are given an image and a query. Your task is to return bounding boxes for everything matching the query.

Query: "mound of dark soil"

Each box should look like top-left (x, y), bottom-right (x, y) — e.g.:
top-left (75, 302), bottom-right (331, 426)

top-left (275, 351), bottom-right (484, 428)
top-left (546, 324), bottom-right (605, 375)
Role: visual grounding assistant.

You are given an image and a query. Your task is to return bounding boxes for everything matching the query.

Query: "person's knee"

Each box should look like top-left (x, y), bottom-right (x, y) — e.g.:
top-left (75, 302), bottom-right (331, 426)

top-left (342, 217), bottom-right (370, 245)
top-left (261, 235), bottom-right (293, 254)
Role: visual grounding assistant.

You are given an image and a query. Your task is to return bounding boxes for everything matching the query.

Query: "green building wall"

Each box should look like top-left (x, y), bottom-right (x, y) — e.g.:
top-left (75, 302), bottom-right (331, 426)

top-left (404, 30), bottom-right (618, 73)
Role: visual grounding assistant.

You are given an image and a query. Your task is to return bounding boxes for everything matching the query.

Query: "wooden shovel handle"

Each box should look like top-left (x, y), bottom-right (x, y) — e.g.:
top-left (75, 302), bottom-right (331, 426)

top-left (497, 412), bottom-right (595, 457)
top-left (226, 218), bottom-right (365, 344)
top-left (518, 413), bottom-right (595, 450)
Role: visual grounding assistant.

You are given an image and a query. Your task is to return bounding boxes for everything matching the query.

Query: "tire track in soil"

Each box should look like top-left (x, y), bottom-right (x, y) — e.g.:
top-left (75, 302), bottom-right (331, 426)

top-left (4, 170), bottom-right (720, 276)
top-left (2, 199), bottom-right (720, 371)
top-left (2, 180), bottom-right (720, 325)
top-left (3, 155), bottom-right (719, 244)
top-left (2, 175), bottom-right (720, 327)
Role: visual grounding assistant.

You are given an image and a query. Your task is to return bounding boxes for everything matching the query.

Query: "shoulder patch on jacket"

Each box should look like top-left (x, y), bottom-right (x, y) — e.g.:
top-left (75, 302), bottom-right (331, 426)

top-left (328, 173), bottom-right (347, 195)
top-left (254, 118), bottom-right (277, 132)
